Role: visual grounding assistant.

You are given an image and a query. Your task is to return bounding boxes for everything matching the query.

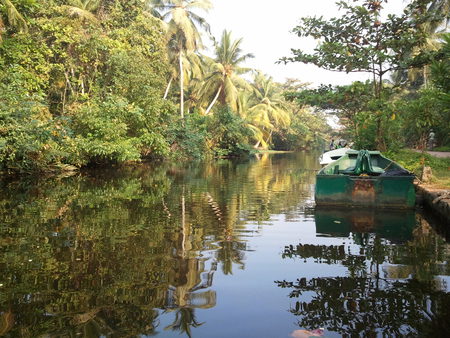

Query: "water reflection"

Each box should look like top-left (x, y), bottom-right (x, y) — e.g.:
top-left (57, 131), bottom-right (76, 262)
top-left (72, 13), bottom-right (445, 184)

top-left (315, 207), bottom-right (416, 242)
top-left (278, 209), bottom-right (450, 337)
top-left (0, 152), bottom-right (449, 337)
top-left (0, 153), bottom-right (318, 337)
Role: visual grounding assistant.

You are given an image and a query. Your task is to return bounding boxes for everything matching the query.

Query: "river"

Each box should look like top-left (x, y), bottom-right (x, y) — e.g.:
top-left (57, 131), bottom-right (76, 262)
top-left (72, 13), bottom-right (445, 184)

top-left (0, 152), bottom-right (449, 337)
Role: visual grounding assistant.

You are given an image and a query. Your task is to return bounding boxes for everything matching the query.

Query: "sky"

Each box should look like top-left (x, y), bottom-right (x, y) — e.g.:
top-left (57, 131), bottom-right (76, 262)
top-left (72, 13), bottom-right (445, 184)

top-left (203, 0), bottom-right (405, 87)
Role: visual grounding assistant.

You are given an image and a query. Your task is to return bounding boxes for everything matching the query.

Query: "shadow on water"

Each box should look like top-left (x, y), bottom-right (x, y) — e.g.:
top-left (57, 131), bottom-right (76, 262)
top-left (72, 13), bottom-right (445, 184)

top-left (0, 152), bottom-right (449, 337)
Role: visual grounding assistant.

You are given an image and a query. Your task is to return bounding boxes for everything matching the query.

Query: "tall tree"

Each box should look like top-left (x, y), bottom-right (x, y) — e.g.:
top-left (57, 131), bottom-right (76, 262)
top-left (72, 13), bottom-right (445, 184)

top-left (149, 0), bottom-right (212, 118)
top-left (394, 0), bottom-right (450, 87)
top-left (203, 30), bottom-right (253, 115)
top-left (281, 0), bottom-right (436, 149)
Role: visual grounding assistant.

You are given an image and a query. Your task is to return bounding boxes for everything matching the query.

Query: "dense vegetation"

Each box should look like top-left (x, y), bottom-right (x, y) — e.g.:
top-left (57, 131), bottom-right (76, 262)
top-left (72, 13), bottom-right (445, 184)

top-left (0, 0), bottom-right (329, 173)
top-left (283, 0), bottom-right (450, 151)
top-left (0, 0), bottom-right (449, 173)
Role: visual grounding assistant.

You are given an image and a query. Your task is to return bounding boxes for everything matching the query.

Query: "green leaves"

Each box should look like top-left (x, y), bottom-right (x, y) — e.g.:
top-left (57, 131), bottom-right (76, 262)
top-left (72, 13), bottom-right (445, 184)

top-left (283, 0), bottom-right (430, 89)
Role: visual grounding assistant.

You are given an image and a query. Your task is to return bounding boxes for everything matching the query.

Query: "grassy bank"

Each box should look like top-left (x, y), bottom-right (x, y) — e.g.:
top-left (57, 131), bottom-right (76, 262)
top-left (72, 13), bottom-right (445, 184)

top-left (385, 149), bottom-right (450, 188)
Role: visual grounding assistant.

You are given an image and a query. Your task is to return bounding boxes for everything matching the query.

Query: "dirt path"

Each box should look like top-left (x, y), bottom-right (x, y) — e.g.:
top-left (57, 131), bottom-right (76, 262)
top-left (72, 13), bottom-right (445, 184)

top-left (410, 149), bottom-right (450, 158)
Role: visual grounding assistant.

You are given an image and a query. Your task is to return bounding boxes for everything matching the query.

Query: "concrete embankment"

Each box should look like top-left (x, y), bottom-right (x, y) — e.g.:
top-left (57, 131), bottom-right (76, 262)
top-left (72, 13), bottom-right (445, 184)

top-left (416, 184), bottom-right (450, 222)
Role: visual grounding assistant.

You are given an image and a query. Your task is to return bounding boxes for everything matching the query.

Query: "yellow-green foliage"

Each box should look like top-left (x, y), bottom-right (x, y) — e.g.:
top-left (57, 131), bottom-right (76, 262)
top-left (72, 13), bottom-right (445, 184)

top-left (386, 149), bottom-right (450, 188)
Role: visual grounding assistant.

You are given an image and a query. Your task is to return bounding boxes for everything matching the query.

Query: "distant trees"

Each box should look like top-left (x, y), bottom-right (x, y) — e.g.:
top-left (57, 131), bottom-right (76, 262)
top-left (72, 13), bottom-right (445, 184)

top-left (282, 0), bottom-right (450, 150)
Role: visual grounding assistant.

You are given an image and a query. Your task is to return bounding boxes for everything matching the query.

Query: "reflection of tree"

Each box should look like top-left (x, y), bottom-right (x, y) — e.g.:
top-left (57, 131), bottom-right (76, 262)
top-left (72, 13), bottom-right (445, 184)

top-left (216, 241), bottom-right (246, 275)
top-left (276, 277), bottom-right (450, 336)
top-left (278, 215), bottom-right (450, 336)
top-left (164, 307), bottom-right (204, 338)
top-left (0, 152), bottom-right (321, 336)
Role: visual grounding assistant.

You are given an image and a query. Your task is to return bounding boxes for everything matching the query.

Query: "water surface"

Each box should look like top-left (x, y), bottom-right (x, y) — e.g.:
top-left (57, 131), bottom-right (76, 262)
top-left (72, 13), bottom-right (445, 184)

top-left (1, 152), bottom-right (449, 337)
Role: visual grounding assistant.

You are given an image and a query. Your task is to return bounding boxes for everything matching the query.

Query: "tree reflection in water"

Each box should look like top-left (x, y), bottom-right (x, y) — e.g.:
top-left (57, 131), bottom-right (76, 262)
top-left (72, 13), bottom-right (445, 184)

top-left (3, 153), bottom-right (448, 337)
top-left (277, 210), bottom-right (450, 336)
top-left (0, 153), bottom-right (316, 336)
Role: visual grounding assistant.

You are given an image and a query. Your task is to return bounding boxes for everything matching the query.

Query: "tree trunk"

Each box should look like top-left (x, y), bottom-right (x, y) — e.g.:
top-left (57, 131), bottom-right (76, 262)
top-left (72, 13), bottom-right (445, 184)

top-left (164, 76), bottom-right (173, 99)
top-left (205, 85), bottom-right (222, 115)
top-left (423, 64), bottom-right (429, 88)
top-left (179, 52), bottom-right (184, 118)
top-left (264, 129), bottom-right (273, 146)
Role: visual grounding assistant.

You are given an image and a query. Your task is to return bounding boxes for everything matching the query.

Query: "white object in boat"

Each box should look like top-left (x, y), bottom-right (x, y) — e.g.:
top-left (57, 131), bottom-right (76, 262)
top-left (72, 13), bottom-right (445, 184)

top-left (319, 148), bottom-right (354, 166)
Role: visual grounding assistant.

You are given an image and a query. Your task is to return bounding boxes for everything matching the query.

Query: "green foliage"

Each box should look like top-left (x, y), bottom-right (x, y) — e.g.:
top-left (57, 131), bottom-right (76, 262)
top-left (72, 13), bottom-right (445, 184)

top-left (434, 145), bottom-right (450, 152)
top-left (394, 89), bottom-right (444, 148)
top-left (431, 35), bottom-right (450, 92)
top-left (69, 95), bottom-right (170, 164)
top-left (286, 81), bottom-right (403, 150)
top-left (166, 113), bottom-right (209, 160)
top-left (280, 0), bottom-right (448, 150)
top-left (207, 106), bottom-right (254, 157)
top-left (0, 83), bottom-right (73, 171)
top-left (428, 33), bottom-right (450, 146)
top-left (385, 148), bottom-right (450, 187)
top-left (273, 109), bottom-right (331, 151)
top-left (0, 34), bottom-right (52, 94)
top-left (0, 0), bottom-right (177, 172)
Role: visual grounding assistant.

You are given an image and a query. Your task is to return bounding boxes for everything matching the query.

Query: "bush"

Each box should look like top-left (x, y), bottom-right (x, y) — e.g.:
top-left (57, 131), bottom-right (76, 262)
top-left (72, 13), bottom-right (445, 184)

top-left (0, 83), bottom-right (75, 172)
top-left (206, 107), bottom-right (254, 157)
top-left (68, 95), bottom-right (170, 165)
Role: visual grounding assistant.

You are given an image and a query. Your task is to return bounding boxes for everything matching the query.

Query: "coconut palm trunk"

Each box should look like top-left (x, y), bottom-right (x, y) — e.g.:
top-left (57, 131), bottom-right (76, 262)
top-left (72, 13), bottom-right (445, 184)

top-left (164, 76), bottom-right (173, 99)
top-left (179, 52), bottom-right (184, 118)
top-left (205, 85), bottom-right (222, 115)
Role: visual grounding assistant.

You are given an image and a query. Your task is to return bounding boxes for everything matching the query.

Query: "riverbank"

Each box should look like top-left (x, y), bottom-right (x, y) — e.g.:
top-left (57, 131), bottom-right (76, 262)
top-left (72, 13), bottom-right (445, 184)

top-left (416, 184), bottom-right (450, 223)
top-left (387, 149), bottom-right (450, 189)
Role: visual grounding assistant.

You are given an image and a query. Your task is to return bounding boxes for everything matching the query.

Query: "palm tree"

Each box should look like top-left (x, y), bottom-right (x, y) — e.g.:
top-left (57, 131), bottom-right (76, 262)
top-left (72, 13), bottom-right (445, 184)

top-left (163, 37), bottom-right (204, 103)
top-left (247, 71), bottom-right (291, 148)
top-left (236, 91), bottom-right (268, 148)
top-left (0, 0), bottom-right (28, 40)
top-left (400, 0), bottom-right (450, 87)
top-left (203, 30), bottom-right (253, 115)
top-left (149, 0), bottom-right (212, 118)
top-left (427, 0), bottom-right (450, 30)
top-left (164, 307), bottom-right (204, 338)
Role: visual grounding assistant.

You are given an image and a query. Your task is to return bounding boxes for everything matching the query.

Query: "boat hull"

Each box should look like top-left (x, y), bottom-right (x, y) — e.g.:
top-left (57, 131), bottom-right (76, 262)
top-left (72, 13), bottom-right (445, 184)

top-left (315, 175), bottom-right (416, 209)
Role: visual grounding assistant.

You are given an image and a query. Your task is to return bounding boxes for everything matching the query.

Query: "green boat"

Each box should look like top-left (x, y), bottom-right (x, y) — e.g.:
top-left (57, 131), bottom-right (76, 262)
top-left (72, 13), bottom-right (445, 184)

top-left (315, 150), bottom-right (416, 209)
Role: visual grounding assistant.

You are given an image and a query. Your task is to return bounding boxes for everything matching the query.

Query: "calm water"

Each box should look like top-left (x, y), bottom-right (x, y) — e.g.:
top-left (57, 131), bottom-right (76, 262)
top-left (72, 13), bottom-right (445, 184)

top-left (1, 152), bottom-right (449, 337)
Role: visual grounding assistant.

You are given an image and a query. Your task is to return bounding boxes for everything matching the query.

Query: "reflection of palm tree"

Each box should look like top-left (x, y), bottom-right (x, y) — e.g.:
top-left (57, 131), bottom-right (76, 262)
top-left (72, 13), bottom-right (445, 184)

top-left (164, 307), bottom-right (204, 338)
top-left (216, 240), bottom-right (245, 275)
